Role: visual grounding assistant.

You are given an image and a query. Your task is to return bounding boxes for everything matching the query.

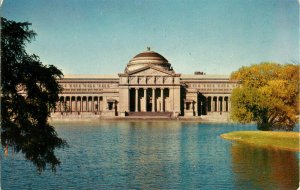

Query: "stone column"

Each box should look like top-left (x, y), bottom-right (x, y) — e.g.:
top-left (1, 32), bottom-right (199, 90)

top-left (91, 96), bottom-right (95, 112)
top-left (100, 96), bottom-right (102, 111)
top-left (62, 96), bottom-right (65, 112)
top-left (219, 97), bottom-right (222, 112)
top-left (98, 96), bottom-right (100, 112)
top-left (152, 88), bottom-right (155, 112)
top-left (80, 97), bottom-right (83, 112)
top-left (69, 96), bottom-right (71, 113)
top-left (144, 88), bottom-right (147, 112)
top-left (94, 97), bottom-right (97, 112)
top-left (135, 88), bottom-right (138, 112)
top-left (161, 88), bottom-right (164, 112)
top-left (75, 97), bottom-right (77, 112)
top-left (86, 97), bottom-right (89, 112)
top-left (61, 97), bottom-right (63, 112)
top-left (216, 96), bottom-right (219, 112)
top-left (211, 97), bottom-right (214, 112)
top-left (223, 97), bottom-right (226, 112)
top-left (90, 97), bottom-right (93, 112)
top-left (67, 96), bottom-right (69, 112)
top-left (219, 97), bottom-right (221, 112)
top-left (92, 97), bottom-right (94, 112)
top-left (94, 97), bottom-right (96, 112)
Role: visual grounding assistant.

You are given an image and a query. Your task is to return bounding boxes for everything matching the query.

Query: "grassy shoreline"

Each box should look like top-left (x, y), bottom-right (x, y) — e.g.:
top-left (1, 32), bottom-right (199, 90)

top-left (220, 131), bottom-right (300, 151)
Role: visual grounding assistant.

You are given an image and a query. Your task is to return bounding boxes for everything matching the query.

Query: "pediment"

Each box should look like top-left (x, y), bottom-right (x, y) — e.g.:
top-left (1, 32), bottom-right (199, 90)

top-left (127, 65), bottom-right (174, 76)
top-left (131, 68), bottom-right (169, 76)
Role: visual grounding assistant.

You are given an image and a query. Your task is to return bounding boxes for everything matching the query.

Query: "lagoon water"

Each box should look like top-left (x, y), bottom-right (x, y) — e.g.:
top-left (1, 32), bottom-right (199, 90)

top-left (1, 121), bottom-right (299, 189)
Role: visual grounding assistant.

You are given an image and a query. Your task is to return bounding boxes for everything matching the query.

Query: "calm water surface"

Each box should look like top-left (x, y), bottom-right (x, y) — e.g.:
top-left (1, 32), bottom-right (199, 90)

top-left (2, 121), bottom-right (299, 189)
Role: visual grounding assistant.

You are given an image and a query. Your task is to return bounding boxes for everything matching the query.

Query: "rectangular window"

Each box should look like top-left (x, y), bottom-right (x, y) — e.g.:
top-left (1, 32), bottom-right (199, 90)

top-left (108, 102), bottom-right (113, 110)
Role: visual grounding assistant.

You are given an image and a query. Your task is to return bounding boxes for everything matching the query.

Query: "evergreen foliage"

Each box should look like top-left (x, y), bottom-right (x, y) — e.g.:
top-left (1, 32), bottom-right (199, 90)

top-left (1, 17), bottom-right (67, 172)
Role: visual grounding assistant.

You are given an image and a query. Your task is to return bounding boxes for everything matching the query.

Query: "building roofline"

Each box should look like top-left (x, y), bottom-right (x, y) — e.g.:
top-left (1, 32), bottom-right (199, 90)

top-left (180, 74), bottom-right (230, 79)
top-left (62, 74), bottom-right (119, 79)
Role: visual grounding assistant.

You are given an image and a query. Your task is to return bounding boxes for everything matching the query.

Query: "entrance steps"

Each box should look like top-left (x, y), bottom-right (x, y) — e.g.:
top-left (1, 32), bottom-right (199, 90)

top-left (126, 112), bottom-right (173, 118)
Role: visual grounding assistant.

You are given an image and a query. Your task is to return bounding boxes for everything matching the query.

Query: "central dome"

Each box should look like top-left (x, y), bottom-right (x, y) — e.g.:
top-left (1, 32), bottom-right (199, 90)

top-left (133, 51), bottom-right (168, 62)
top-left (125, 48), bottom-right (173, 73)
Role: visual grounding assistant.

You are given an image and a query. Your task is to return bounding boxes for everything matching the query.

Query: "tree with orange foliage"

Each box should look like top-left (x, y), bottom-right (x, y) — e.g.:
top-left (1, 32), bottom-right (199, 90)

top-left (230, 62), bottom-right (299, 131)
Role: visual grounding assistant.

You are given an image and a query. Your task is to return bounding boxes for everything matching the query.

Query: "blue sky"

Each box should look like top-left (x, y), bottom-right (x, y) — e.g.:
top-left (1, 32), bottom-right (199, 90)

top-left (2, 0), bottom-right (299, 75)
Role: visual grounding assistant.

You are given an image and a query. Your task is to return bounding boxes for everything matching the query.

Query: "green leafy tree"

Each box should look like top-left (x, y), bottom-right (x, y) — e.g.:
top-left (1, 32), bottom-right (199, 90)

top-left (230, 62), bottom-right (299, 131)
top-left (1, 17), bottom-right (67, 171)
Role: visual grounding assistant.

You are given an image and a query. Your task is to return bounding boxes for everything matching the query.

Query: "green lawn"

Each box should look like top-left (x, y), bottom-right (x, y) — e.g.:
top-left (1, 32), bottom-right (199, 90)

top-left (220, 131), bottom-right (300, 151)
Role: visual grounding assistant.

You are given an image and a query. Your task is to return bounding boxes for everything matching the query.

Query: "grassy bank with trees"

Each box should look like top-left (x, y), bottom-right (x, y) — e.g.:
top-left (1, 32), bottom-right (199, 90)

top-left (221, 131), bottom-right (300, 151)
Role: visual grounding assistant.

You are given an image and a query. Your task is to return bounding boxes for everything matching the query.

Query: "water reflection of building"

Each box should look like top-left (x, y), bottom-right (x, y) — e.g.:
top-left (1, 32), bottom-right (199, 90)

top-left (52, 48), bottom-right (238, 119)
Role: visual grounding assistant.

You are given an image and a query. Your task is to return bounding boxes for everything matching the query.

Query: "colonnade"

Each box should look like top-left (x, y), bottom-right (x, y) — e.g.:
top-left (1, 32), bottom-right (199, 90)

top-left (188, 95), bottom-right (230, 117)
top-left (206, 96), bottom-right (230, 112)
top-left (55, 94), bottom-right (230, 115)
top-left (130, 88), bottom-right (169, 112)
top-left (55, 96), bottom-right (103, 113)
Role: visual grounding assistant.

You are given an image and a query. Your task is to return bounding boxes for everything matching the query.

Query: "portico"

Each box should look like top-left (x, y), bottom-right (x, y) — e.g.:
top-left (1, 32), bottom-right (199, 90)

top-left (129, 87), bottom-right (169, 112)
top-left (116, 49), bottom-right (182, 117)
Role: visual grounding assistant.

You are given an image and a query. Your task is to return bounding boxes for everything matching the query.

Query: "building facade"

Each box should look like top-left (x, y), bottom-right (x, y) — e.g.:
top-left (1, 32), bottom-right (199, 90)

top-left (52, 49), bottom-right (237, 119)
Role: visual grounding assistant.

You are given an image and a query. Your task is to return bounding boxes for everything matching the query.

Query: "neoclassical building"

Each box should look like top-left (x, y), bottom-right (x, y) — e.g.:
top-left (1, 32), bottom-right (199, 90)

top-left (52, 48), bottom-right (237, 119)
